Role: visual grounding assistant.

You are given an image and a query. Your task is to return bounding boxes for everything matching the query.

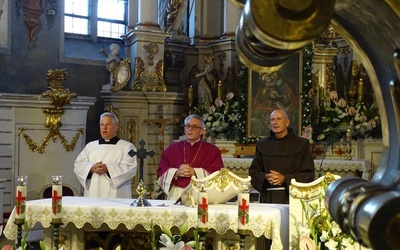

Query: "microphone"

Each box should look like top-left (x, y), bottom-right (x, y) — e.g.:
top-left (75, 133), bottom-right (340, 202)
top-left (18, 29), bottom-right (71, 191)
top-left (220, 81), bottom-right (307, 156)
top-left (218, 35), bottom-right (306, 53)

top-left (318, 141), bottom-right (330, 178)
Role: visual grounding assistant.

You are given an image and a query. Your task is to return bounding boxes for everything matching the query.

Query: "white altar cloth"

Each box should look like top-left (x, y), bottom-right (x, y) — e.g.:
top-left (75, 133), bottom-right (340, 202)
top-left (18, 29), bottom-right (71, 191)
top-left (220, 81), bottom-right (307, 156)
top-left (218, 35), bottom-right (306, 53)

top-left (4, 197), bottom-right (287, 250)
top-left (314, 159), bottom-right (371, 180)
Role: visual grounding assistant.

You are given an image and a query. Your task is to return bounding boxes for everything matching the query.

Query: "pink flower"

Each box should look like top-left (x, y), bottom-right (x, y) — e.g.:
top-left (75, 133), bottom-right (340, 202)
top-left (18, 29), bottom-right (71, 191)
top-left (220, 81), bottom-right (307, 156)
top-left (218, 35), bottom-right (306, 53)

top-left (337, 98), bottom-right (346, 108)
top-left (1, 245), bottom-right (14, 250)
top-left (226, 92), bottom-right (234, 100)
top-left (329, 90), bottom-right (338, 100)
top-left (368, 119), bottom-right (377, 128)
top-left (348, 106), bottom-right (356, 116)
top-left (359, 114), bottom-right (367, 122)
top-left (181, 246), bottom-right (194, 250)
top-left (299, 235), bottom-right (317, 250)
top-left (214, 97), bottom-right (223, 107)
top-left (301, 125), bottom-right (313, 140)
top-left (209, 105), bottom-right (216, 114)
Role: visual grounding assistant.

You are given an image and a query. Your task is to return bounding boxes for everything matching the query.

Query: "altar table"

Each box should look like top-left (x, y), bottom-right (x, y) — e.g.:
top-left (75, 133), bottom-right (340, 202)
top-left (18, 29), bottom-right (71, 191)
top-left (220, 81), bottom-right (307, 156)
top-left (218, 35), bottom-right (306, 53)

top-left (4, 197), bottom-right (288, 250)
top-left (314, 159), bottom-right (371, 180)
top-left (223, 157), bottom-right (371, 180)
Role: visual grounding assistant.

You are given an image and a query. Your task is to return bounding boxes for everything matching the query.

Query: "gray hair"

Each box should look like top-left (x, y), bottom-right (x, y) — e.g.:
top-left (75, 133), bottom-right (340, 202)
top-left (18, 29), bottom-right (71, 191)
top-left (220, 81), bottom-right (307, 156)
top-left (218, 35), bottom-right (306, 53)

top-left (100, 112), bottom-right (119, 124)
top-left (184, 114), bottom-right (205, 128)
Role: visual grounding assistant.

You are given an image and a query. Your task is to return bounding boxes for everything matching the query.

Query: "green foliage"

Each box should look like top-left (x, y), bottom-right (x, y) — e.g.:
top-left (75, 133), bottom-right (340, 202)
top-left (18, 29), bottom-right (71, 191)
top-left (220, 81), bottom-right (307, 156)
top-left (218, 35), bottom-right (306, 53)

top-left (313, 92), bottom-right (381, 144)
top-left (300, 178), bottom-right (355, 250)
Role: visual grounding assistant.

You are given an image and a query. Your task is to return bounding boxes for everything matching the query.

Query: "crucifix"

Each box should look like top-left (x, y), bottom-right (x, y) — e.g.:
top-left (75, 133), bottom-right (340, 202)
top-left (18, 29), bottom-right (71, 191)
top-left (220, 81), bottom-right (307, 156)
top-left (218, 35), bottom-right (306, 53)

top-left (128, 139), bottom-right (155, 207)
top-left (144, 117), bottom-right (179, 153)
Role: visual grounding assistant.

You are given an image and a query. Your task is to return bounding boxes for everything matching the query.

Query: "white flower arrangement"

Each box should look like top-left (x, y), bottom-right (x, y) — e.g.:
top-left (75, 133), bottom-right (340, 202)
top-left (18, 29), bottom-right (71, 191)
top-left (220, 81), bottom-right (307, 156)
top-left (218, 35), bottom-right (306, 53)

top-left (298, 179), bottom-right (355, 250)
top-left (151, 222), bottom-right (199, 250)
top-left (312, 90), bottom-right (381, 143)
top-left (195, 92), bottom-right (240, 140)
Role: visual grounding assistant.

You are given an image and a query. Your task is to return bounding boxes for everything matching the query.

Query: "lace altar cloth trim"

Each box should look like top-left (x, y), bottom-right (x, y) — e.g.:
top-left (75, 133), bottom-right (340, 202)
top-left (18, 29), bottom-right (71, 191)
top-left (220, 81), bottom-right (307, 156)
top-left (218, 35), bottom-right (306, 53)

top-left (4, 197), bottom-right (285, 250)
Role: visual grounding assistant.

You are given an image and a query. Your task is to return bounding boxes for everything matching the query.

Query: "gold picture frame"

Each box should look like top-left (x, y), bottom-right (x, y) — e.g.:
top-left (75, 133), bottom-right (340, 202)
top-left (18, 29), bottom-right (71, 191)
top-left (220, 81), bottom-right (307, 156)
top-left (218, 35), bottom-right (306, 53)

top-left (111, 58), bottom-right (131, 92)
top-left (247, 53), bottom-right (302, 137)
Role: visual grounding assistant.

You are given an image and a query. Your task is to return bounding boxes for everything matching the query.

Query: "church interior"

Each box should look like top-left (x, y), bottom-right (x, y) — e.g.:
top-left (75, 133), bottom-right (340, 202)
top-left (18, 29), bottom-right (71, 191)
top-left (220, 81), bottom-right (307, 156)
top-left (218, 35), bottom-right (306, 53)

top-left (0, 0), bottom-right (399, 249)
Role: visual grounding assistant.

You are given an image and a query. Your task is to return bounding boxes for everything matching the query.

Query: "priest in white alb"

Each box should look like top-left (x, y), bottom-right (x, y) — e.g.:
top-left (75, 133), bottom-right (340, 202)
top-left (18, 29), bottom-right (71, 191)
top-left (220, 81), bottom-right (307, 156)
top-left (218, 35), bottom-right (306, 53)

top-left (74, 112), bottom-right (137, 198)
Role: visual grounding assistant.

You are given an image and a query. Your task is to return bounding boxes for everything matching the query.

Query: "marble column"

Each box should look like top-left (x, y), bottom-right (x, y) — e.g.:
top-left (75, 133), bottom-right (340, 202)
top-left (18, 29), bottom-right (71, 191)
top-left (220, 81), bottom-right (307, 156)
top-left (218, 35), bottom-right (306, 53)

top-left (135, 0), bottom-right (160, 30)
top-left (312, 44), bottom-right (339, 108)
top-left (222, 0), bottom-right (242, 39)
top-left (122, 0), bottom-right (169, 92)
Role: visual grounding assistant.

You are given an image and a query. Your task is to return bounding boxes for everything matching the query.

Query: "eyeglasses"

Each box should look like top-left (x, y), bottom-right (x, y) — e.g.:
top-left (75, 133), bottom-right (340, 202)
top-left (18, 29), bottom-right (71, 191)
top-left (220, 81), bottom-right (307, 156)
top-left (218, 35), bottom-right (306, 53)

top-left (184, 124), bottom-right (203, 130)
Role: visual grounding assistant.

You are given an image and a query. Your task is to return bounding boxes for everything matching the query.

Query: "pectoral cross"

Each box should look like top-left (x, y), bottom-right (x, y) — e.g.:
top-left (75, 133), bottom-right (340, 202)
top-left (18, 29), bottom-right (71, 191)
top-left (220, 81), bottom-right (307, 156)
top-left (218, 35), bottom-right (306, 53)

top-left (128, 139), bottom-right (155, 181)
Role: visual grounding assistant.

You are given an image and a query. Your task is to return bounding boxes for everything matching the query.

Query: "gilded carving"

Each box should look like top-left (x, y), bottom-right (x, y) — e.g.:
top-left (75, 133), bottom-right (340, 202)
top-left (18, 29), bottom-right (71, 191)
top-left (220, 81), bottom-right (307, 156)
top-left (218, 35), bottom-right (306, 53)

top-left (324, 63), bottom-right (335, 99)
top-left (131, 57), bottom-right (167, 92)
top-left (191, 168), bottom-right (246, 192)
top-left (289, 172), bottom-right (337, 200)
top-left (110, 58), bottom-right (132, 92)
top-left (18, 69), bottom-right (83, 154)
top-left (143, 43), bottom-right (159, 66)
top-left (127, 119), bottom-right (137, 144)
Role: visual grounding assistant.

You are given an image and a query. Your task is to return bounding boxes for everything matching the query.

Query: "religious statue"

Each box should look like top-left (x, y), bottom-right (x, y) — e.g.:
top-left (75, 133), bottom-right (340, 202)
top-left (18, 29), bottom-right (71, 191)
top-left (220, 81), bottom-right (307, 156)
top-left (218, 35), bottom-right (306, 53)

top-left (159, 0), bottom-right (190, 42)
top-left (99, 43), bottom-right (123, 91)
top-left (194, 55), bottom-right (219, 110)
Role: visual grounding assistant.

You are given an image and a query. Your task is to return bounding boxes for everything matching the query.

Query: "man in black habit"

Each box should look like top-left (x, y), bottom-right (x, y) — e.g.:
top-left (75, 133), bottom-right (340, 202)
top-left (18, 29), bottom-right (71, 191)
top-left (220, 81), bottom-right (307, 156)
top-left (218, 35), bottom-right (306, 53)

top-left (249, 109), bottom-right (315, 204)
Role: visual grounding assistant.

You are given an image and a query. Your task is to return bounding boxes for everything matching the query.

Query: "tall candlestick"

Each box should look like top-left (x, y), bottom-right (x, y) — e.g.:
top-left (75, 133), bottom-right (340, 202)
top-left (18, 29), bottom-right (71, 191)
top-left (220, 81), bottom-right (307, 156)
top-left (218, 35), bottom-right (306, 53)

top-left (15, 176), bottom-right (28, 221)
top-left (51, 176), bottom-right (63, 223)
top-left (217, 80), bottom-right (222, 99)
top-left (197, 191), bottom-right (208, 232)
top-left (188, 85), bottom-right (194, 106)
top-left (357, 77), bottom-right (364, 103)
top-left (346, 128), bottom-right (352, 142)
top-left (238, 192), bottom-right (250, 234)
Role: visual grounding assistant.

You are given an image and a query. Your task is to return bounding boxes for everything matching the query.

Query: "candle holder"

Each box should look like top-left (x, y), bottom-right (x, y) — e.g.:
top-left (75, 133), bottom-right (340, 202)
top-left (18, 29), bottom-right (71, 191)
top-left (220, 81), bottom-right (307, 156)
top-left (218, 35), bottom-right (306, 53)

top-left (130, 179), bottom-right (152, 207)
top-left (188, 85), bottom-right (194, 114)
top-left (345, 128), bottom-right (352, 160)
top-left (51, 176), bottom-right (64, 250)
top-left (51, 220), bottom-right (63, 249)
top-left (14, 219), bottom-right (25, 248)
top-left (196, 183), bottom-right (209, 249)
top-left (15, 175), bottom-right (28, 248)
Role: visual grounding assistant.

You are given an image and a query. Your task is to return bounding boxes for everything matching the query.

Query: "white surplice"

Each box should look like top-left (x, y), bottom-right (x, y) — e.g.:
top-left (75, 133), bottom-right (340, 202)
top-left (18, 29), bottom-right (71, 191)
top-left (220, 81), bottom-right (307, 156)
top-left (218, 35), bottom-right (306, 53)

top-left (74, 140), bottom-right (137, 198)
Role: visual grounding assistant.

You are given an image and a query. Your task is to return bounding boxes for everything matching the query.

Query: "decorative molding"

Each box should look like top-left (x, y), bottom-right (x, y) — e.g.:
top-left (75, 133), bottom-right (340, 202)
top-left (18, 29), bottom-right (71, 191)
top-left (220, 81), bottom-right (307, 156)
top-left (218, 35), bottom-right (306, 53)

top-left (131, 57), bottom-right (167, 92)
top-left (127, 119), bottom-right (137, 144)
top-left (110, 58), bottom-right (132, 92)
top-left (17, 69), bottom-right (83, 153)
